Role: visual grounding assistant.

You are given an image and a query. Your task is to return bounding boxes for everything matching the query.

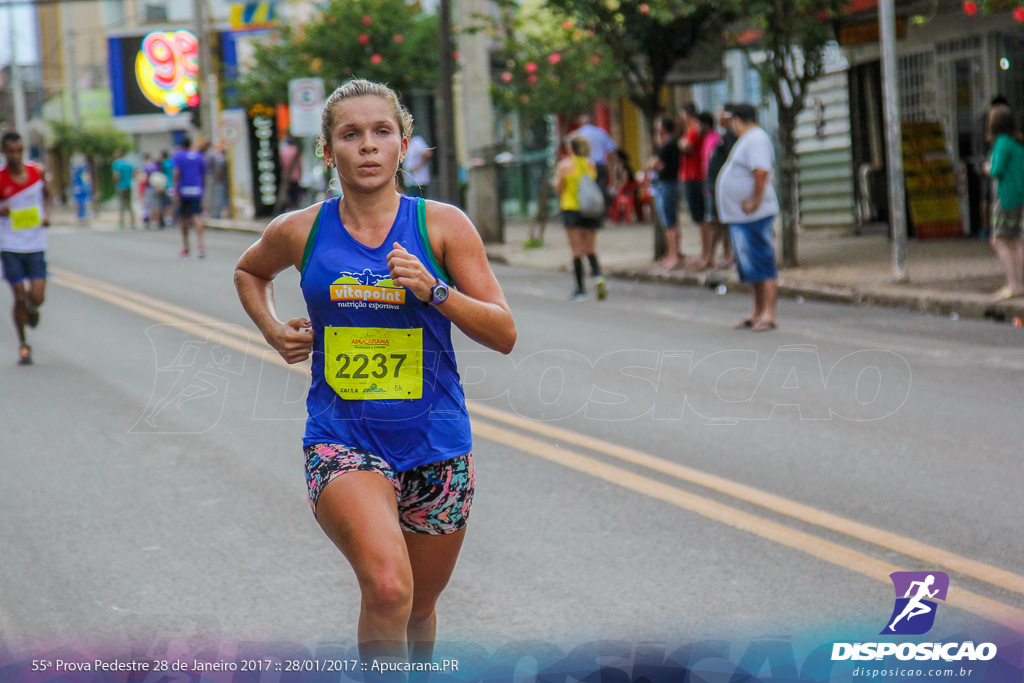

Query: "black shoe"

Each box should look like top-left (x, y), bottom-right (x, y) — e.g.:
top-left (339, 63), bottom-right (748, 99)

top-left (18, 344), bottom-right (32, 366)
top-left (26, 303), bottom-right (39, 329)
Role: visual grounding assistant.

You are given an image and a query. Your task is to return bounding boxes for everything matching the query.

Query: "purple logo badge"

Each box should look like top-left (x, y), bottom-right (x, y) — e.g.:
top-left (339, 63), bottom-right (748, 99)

top-left (881, 571), bottom-right (949, 635)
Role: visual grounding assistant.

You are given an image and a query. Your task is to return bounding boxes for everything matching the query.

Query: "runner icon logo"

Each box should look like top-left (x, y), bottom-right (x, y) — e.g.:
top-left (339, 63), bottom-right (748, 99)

top-left (881, 571), bottom-right (949, 635)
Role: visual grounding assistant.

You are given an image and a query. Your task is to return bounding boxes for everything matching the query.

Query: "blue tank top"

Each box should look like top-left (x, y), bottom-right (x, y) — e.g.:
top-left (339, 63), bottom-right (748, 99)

top-left (300, 195), bottom-right (472, 471)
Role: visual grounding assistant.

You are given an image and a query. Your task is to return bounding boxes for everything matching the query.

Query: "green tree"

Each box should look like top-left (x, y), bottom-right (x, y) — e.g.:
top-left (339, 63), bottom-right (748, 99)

top-left (731, 0), bottom-right (847, 267)
top-left (489, 5), bottom-right (625, 122)
top-left (542, 0), bottom-right (733, 140)
top-left (48, 121), bottom-right (132, 202)
top-left (233, 0), bottom-right (440, 109)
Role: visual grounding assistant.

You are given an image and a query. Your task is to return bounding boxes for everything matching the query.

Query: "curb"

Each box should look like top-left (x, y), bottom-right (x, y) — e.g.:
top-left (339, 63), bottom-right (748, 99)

top-left (204, 218), bottom-right (265, 234)
top-left (487, 250), bottom-right (1024, 325)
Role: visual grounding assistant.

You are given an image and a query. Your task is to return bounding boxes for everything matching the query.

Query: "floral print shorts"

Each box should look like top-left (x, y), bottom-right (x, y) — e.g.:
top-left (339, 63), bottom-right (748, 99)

top-left (304, 443), bottom-right (474, 535)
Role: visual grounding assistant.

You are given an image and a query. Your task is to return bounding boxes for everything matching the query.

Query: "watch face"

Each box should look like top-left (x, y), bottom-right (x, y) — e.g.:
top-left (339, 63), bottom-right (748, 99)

top-left (433, 283), bottom-right (449, 303)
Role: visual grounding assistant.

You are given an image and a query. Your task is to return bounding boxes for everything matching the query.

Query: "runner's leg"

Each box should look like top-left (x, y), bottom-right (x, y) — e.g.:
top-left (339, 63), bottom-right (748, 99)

top-left (315, 471), bottom-right (413, 661)
top-left (196, 211), bottom-right (206, 256)
top-left (403, 529), bottom-right (467, 662)
top-left (28, 278), bottom-right (46, 309)
top-left (11, 282), bottom-right (28, 345)
top-left (180, 214), bottom-right (191, 254)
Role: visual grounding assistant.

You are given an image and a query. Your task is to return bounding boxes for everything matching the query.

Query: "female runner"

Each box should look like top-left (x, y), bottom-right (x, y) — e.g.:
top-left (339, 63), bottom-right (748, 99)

top-left (234, 79), bottom-right (516, 664)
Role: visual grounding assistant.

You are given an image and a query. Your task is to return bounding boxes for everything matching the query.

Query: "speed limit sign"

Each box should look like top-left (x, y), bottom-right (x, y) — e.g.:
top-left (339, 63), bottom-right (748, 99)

top-left (289, 78), bottom-right (325, 137)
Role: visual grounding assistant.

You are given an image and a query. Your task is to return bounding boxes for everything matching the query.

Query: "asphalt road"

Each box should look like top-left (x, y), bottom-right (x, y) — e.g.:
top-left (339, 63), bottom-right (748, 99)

top-left (1, 224), bottom-right (1022, 666)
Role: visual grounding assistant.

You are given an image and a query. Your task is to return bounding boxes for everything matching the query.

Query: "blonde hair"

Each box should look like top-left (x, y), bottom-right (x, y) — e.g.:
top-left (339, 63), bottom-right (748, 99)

top-left (569, 134), bottom-right (591, 158)
top-left (318, 79), bottom-right (414, 152)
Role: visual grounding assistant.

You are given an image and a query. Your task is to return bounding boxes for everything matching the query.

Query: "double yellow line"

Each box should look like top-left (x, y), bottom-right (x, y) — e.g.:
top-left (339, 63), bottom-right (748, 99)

top-left (52, 266), bottom-right (1024, 634)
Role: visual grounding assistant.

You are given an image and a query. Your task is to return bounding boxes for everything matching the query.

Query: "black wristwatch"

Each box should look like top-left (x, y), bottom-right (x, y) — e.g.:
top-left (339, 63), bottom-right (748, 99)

top-left (429, 277), bottom-right (450, 306)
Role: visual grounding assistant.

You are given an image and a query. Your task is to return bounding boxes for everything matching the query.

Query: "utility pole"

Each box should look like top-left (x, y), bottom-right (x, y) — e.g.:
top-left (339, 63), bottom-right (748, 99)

top-left (6, 0), bottom-right (27, 133)
top-left (65, 28), bottom-right (80, 125)
top-left (879, 0), bottom-right (908, 282)
top-left (192, 0), bottom-right (215, 143)
top-left (456, 0), bottom-right (502, 242)
top-left (436, 0), bottom-right (459, 205)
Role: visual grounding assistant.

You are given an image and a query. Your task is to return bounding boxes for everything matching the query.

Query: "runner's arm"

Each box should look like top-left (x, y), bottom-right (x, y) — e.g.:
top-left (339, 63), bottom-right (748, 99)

top-left (234, 207), bottom-right (317, 363)
top-left (553, 159), bottom-right (571, 196)
top-left (42, 165), bottom-right (53, 226)
top-left (387, 202), bottom-right (516, 355)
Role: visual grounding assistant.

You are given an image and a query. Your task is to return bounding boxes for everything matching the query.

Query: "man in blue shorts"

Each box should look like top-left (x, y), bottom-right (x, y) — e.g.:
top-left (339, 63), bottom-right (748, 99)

top-left (0, 131), bottom-right (52, 364)
top-left (172, 137), bottom-right (206, 258)
top-left (716, 103), bottom-right (779, 332)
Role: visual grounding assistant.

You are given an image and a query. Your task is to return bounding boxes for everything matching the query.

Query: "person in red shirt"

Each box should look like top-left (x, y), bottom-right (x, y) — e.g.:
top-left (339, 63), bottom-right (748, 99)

top-left (678, 103), bottom-right (713, 269)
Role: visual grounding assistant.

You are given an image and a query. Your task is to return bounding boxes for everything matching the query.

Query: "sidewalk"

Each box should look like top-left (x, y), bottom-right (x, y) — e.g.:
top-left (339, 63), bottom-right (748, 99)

top-left (485, 217), bottom-right (1024, 323)
top-left (58, 205), bottom-right (1024, 323)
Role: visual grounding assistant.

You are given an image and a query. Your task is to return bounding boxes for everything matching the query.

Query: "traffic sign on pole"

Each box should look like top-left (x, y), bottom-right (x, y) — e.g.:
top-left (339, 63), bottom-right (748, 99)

top-left (289, 78), bottom-right (325, 138)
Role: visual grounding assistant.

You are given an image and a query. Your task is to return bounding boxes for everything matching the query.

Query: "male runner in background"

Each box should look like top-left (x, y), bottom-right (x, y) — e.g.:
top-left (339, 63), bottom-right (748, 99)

top-left (0, 131), bottom-right (52, 365)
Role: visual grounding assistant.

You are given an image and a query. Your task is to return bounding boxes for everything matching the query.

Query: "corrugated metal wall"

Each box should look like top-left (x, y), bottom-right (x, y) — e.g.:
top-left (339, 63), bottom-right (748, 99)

top-left (795, 67), bottom-right (856, 231)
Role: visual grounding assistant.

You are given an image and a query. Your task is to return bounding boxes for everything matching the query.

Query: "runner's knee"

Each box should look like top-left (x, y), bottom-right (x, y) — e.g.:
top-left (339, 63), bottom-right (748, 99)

top-left (361, 569), bottom-right (413, 616)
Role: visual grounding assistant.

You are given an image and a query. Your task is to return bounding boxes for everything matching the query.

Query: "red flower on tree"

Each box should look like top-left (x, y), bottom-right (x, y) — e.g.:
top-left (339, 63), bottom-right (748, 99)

top-left (362, 15), bottom-right (372, 25)
top-left (358, 33), bottom-right (370, 45)
top-left (370, 53), bottom-right (382, 64)
top-left (393, 34), bottom-right (405, 43)
top-left (962, 1), bottom-right (978, 15)
top-left (1015, 6), bottom-right (1024, 21)
top-left (524, 61), bottom-right (537, 73)
top-left (548, 53), bottom-right (561, 64)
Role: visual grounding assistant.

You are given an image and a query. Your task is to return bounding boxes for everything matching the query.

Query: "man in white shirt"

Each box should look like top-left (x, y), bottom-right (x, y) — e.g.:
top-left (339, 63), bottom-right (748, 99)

top-left (716, 103), bottom-right (779, 331)
top-left (402, 134), bottom-right (433, 197)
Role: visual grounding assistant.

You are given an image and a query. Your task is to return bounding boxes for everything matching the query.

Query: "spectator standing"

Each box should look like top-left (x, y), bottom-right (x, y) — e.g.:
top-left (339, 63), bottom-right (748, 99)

top-left (402, 134), bottom-right (433, 197)
top-left (160, 150), bottom-right (175, 226)
top-left (704, 105), bottom-right (737, 268)
top-left (111, 149), bottom-right (136, 230)
top-left (569, 113), bottom-right (617, 206)
top-left (647, 116), bottom-right (683, 270)
top-left (716, 103), bottom-right (780, 332)
top-left (978, 95), bottom-right (1011, 235)
top-left (204, 141), bottom-right (229, 218)
top-left (71, 153), bottom-right (91, 222)
top-left (985, 104), bottom-right (1024, 300)
top-left (678, 103), bottom-right (710, 268)
top-left (172, 137), bottom-right (206, 258)
top-left (141, 153), bottom-right (161, 229)
top-left (279, 136), bottom-right (303, 211)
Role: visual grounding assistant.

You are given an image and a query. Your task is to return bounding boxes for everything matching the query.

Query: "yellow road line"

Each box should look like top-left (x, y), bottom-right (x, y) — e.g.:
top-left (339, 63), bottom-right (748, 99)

top-left (51, 267), bottom-right (263, 342)
top-left (52, 268), bottom-right (1024, 630)
top-left (466, 402), bottom-right (1024, 599)
top-left (50, 273), bottom-right (307, 374)
top-left (472, 420), bottom-right (1024, 633)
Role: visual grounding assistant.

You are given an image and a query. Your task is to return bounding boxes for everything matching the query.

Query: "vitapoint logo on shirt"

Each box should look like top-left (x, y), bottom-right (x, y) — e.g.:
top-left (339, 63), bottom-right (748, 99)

top-left (330, 269), bottom-right (406, 307)
top-left (831, 571), bottom-right (997, 663)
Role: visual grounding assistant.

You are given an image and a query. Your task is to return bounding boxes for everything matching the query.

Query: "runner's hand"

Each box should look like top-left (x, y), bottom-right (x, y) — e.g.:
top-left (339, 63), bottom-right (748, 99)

top-left (270, 317), bottom-right (314, 364)
top-left (387, 242), bottom-right (433, 302)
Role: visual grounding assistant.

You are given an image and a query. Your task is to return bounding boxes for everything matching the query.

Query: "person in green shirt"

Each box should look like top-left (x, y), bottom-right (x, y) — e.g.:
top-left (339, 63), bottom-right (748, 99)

top-left (111, 149), bottom-right (136, 230)
top-left (986, 105), bottom-right (1024, 301)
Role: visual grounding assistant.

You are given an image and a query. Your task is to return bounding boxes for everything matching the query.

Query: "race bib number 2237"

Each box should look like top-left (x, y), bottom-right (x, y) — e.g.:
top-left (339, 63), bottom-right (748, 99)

top-left (324, 326), bottom-right (423, 400)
